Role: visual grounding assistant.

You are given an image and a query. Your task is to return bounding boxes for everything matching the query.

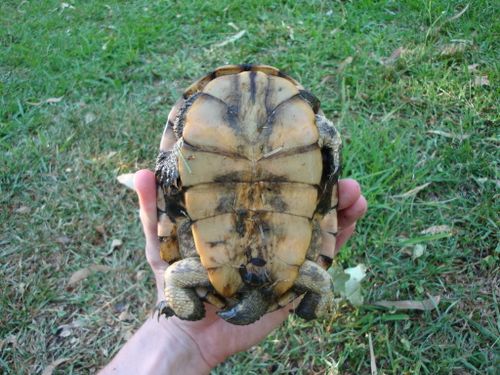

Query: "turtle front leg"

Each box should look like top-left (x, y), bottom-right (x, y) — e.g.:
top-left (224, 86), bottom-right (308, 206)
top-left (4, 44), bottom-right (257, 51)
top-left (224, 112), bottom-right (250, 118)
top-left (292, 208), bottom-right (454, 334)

top-left (163, 257), bottom-right (211, 321)
top-left (293, 260), bottom-right (334, 320)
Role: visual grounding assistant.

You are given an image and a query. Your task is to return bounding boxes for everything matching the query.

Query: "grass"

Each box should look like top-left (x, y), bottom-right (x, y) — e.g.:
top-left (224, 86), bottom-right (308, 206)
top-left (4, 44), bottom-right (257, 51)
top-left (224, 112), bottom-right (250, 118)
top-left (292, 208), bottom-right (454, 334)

top-left (1, 0), bottom-right (498, 373)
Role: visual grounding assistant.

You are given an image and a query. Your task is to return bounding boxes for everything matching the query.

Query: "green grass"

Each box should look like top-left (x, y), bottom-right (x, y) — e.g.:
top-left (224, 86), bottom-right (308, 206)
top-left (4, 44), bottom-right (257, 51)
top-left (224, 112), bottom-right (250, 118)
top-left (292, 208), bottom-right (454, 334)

top-left (1, 0), bottom-right (498, 373)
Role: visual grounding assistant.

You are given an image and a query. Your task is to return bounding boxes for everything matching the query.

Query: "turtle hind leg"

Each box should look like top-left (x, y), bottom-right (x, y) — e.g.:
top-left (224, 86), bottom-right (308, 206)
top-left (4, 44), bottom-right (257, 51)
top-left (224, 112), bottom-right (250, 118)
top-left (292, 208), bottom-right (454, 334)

top-left (164, 257), bottom-right (210, 321)
top-left (217, 289), bottom-right (270, 325)
top-left (293, 260), bottom-right (334, 320)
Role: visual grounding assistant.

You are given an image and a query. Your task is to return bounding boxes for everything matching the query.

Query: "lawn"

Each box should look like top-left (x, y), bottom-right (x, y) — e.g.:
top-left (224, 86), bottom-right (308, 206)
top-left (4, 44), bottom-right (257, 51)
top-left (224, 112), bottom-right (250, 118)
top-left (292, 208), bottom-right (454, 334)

top-left (1, 0), bottom-right (498, 373)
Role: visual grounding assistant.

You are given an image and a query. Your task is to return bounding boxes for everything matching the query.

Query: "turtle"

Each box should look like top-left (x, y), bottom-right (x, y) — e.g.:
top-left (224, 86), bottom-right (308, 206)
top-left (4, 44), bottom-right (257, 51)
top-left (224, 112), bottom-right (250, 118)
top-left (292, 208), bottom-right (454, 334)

top-left (155, 64), bottom-right (341, 325)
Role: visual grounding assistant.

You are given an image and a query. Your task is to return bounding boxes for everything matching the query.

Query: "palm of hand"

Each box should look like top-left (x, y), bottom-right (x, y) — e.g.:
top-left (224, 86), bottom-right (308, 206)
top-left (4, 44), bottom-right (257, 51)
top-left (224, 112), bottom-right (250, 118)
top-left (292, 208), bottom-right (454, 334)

top-left (133, 169), bottom-right (366, 368)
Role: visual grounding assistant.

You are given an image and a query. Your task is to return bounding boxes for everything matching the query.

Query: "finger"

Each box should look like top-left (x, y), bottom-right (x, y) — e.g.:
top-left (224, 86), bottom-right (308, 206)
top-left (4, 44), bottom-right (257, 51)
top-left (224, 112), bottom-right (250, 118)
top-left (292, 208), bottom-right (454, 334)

top-left (338, 195), bottom-right (367, 230)
top-left (134, 169), bottom-right (158, 242)
top-left (338, 178), bottom-right (361, 210)
top-left (335, 223), bottom-right (356, 252)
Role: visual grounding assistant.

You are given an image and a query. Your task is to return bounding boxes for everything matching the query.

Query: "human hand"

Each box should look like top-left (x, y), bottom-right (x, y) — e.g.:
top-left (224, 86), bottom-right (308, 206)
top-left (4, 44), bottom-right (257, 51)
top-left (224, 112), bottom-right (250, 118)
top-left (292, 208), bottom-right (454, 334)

top-left (133, 169), bottom-right (367, 370)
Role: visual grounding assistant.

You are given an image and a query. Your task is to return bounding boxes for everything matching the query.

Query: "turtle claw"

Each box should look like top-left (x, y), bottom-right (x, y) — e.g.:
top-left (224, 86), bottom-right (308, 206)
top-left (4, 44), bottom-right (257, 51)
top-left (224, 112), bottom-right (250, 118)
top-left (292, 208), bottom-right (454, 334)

top-left (154, 300), bottom-right (175, 321)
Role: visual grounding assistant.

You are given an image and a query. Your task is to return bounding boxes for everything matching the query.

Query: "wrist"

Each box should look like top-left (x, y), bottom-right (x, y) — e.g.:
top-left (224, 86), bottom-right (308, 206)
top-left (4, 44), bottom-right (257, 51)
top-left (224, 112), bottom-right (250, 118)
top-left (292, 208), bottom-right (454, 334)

top-left (100, 316), bottom-right (212, 375)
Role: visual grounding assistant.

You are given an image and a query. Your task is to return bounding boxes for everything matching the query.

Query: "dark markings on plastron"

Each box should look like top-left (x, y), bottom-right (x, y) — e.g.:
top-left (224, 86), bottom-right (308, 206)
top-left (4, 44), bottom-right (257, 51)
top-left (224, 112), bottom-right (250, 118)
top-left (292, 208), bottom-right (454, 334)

top-left (268, 195), bottom-right (288, 212)
top-left (299, 89), bottom-right (321, 114)
top-left (215, 194), bottom-right (236, 214)
top-left (207, 240), bottom-right (227, 248)
top-left (249, 71), bottom-right (257, 103)
top-left (176, 219), bottom-right (198, 258)
top-left (235, 209), bottom-right (247, 237)
top-left (263, 73), bottom-right (273, 118)
top-left (250, 257), bottom-right (266, 267)
top-left (239, 264), bottom-right (269, 286)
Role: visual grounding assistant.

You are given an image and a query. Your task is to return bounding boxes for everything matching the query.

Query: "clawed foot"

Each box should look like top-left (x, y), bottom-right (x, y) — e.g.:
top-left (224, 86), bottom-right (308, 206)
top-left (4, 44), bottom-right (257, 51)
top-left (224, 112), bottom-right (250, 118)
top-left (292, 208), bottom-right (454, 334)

top-left (153, 300), bottom-right (175, 321)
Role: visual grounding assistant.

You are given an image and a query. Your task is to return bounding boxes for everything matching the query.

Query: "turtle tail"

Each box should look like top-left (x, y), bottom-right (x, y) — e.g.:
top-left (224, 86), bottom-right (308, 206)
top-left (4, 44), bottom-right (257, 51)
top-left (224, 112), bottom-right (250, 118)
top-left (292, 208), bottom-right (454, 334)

top-left (217, 289), bottom-right (269, 325)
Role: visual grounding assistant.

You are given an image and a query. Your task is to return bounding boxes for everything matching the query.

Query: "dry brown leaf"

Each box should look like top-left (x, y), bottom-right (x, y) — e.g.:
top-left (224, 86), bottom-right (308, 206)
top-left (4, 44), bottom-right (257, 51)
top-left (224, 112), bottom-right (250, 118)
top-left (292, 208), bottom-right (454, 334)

top-left (337, 56), bottom-right (353, 73)
top-left (373, 295), bottom-right (441, 311)
top-left (42, 358), bottom-right (70, 375)
top-left (382, 47), bottom-right (405, 65)
top-left (473, 75), bottom-right (490, 87)
top-left (95, 224), bottom-right (106, 236)
top-left (393, 182), bottom-right (431, 198)
top-left (421, 225), bottom-right (452, 235)
top-left (67, 265), bottom-right (112, 289)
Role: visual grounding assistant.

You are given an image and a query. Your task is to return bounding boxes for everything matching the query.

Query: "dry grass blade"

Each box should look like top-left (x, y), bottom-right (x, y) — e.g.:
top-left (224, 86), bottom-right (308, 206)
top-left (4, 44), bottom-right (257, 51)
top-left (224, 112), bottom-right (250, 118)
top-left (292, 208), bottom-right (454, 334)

top-left (393, 182), bottom-right (431, 198)
top-left (213, 30), bottom-right (246, 48)
top-left (368, 333), bottom-right (377, 375)
top-left (373, 295), bottom-right (441, 311)
top-left (420, 225), bottom-right (452, 235)
top-left (427, 130), bottom-right (470, 140)
top-left (448, 4), bottom-right (470, 21)
top-left (337, 56), bottom-right (353, 73)
top-left (27, 96), bottom-right (64, 106)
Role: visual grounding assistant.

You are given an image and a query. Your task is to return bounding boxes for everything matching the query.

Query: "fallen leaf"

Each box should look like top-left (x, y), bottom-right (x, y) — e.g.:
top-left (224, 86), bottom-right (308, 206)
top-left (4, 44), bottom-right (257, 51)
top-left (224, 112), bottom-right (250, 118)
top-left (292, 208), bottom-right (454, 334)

top-left (421, 225), bottom-right (452, 235)
top-left (0, 334), bottom-right (17, 351)
top-left (412, 244), bottom-right (426, 260)
top-left (14, 206), bottom-right (31, 214)
top-left (344, 264), bottom-right (367, 306)
top-left (448, 4), bottom-right (469, 21)
top-left (84, 112), bottom-right (96, 124)
top-left (427, 130), bottom-right (470, 140)
top-left (42, 358), bottom-right (70, 375)
top-left (373, 295), bottom-right (441, 311)
top-left (337, 56), bottom-right (353, 73)
top-left (117, 173), bottom-right (135, 190)
top-left (56, 236), bottom-right (71, 245)
top-left (473, 75), bottom-right (490, 87)
top-left (118, 310), bottom-right (133, 321)
top-left (382, 47), bottom-right (405, 65)
top-left (108, 238), bottom-right (122, 254)
top-left (393, 182), bottom-right (431, 198)
top-left (213, 30), bottom-right (247, 48)
top-left (467, 63), bottom-right (479, 72)
top-left (95, 224), bottom-right (107, 237)
top-left (320, 75), bottom-right (333, 86)
top-left (67, 265), bottom-right (112, 289)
